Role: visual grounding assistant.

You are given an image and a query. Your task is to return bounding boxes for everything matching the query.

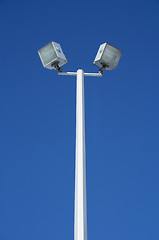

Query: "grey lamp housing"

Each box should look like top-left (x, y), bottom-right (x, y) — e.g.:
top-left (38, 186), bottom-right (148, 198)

top-left (93, 42), bottom-right (122, 71)
top-left (38, 41), bottom-right (68, 71)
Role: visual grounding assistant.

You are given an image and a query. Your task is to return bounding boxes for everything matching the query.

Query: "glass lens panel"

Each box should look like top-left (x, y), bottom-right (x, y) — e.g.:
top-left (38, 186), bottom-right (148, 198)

top-left (39, 42), bottom-right (57, 66)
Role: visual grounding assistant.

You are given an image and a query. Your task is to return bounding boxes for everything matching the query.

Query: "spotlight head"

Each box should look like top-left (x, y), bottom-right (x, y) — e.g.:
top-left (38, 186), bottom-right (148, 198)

top-left (38, 41), bottom-right (68, 70)
top-left (93, 42), bottom-right (122, 71)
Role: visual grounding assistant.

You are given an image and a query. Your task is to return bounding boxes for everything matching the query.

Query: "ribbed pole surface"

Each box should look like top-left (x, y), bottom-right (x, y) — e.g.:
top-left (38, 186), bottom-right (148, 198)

top-left (74, 69), bottom-right (87, 240)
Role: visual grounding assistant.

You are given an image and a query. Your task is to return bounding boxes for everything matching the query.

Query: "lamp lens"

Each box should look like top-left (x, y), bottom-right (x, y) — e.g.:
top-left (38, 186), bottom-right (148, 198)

top-left (39, 42), bottom-right (57, 66)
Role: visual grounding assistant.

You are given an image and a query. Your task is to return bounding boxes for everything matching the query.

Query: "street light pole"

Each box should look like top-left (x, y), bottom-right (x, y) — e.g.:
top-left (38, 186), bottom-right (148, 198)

top-left (58, 69), bottom-right (102, 240)
top-left (38, 40), bottom-right (122, 240)
top-left (74, 69), bottom-right (87, 240)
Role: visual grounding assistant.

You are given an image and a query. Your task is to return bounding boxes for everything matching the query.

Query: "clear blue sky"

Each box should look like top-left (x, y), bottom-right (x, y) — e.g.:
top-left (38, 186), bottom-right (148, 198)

top-left (0, 0), bottom-right (159, 239)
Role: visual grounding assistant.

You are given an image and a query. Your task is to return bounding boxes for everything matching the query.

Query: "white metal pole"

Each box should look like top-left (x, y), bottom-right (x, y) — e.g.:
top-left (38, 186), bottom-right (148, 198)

top-left (74, 69), bottom-right (87, 240)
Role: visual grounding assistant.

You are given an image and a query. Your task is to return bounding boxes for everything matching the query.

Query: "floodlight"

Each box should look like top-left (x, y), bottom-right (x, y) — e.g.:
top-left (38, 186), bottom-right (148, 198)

top-left (38, 41), bottom-right (68, 71)
top-left (37, 39), bottom-right (123, 240)
top-left (93, 42), bottom-right (122, 71)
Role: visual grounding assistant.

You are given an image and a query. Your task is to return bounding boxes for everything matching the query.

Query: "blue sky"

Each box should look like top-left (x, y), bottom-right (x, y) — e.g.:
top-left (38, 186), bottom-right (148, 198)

top-left (0, 0), bottom-right (159, 239)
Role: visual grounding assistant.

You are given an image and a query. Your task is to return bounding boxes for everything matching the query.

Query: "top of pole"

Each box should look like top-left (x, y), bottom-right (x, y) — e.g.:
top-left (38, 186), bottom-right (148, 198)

top-left (58, 70), bottom-right (103, 77)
